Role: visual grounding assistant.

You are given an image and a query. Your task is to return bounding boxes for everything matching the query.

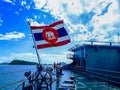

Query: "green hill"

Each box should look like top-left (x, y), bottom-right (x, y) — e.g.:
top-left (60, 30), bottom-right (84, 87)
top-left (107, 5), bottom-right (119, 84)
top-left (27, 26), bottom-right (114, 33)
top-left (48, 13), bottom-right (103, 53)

top-left (9, 60), bottom-right (38, 65)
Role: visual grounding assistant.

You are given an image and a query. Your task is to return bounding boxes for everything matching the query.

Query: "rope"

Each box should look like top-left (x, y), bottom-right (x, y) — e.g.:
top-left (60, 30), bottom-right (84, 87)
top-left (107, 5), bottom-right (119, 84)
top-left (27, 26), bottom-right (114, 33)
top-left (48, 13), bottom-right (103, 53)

top-left (14, 79), bottom-right (28, 90)
top-left (0, 79), bottom-right (24, 89)
top-left (0, 68), bottom-right (37, 76)
top-left (14, 72), bottom-right (35, 90)
top-left (0, 68), bottom-right (37, 89)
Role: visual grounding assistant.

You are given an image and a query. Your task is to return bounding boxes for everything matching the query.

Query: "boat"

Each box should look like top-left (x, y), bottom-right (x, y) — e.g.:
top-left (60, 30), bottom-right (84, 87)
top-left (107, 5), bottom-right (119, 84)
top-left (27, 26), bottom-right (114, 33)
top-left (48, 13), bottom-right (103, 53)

top-left (67, 41), bottom-right (120, 87)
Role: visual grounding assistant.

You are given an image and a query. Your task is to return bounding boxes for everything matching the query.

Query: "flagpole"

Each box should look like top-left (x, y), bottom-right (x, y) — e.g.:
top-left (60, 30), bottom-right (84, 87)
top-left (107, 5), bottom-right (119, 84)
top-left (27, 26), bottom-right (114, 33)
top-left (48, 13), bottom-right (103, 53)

top-left (27, 21), bottom-right (41, 65)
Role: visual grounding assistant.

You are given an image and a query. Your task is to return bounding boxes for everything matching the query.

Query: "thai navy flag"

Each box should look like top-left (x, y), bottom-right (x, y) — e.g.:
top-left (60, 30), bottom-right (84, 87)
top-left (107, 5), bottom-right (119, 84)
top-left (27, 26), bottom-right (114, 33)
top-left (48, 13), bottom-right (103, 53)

top-left (30, 20), bottom-right (71, 49)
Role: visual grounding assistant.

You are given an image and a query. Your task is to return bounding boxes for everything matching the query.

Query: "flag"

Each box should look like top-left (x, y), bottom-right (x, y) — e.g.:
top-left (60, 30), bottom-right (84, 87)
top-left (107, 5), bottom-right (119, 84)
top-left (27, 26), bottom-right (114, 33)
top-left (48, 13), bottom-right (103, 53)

top-left (30, 20), bottom-right (71, 49)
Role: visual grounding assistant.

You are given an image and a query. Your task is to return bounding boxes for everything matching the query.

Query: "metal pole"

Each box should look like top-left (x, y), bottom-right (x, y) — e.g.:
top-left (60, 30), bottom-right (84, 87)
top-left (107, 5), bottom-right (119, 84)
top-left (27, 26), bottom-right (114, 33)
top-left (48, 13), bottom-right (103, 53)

top-left (118, 30), bottom-right (119, 44)
top-left (27, 21), bottom-right (41, 65)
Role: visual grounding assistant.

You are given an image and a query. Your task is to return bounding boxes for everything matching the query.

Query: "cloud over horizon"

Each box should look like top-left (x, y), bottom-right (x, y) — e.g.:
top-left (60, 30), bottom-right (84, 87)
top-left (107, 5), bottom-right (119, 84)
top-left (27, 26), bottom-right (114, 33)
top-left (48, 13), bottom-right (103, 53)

top-left (4, 0), bottom-right (15, 5)
top-left (0, 52), bottom-right (72, 64)
top-left (0, 31), bottom-right (25, 40)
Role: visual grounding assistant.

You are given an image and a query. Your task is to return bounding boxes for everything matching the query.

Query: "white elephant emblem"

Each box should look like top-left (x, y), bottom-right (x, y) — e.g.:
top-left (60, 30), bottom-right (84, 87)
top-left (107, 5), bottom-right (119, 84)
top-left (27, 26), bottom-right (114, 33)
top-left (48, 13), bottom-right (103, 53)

top-left (46, 31), bottom-right (55, 39)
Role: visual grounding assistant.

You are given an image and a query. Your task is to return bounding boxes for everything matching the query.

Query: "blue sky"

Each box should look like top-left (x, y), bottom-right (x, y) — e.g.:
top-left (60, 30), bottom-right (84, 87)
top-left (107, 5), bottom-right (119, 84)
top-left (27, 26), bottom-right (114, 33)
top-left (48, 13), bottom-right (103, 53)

top-left (0, 0), bottom-right (120, 64)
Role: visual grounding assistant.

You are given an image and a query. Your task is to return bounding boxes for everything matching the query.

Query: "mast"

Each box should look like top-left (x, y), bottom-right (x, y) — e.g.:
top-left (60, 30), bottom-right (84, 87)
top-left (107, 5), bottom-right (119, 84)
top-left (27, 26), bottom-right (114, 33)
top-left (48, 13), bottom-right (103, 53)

top-left (27, 21), bottom-right (41, 65)
top-left (118, 30), bottom-right (119, 44)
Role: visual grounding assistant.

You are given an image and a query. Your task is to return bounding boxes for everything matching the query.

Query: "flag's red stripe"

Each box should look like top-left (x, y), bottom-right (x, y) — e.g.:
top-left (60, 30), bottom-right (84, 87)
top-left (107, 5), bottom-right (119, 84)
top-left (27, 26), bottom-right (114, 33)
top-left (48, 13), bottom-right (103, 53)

top-left (30, 20), bottom-right (64, 30)
top-left (49, 20), bottom-right (63, 27)
top-left (37, 39), bottom-right (70, 49)
top-left (30, 26), bottom-right (48, 30)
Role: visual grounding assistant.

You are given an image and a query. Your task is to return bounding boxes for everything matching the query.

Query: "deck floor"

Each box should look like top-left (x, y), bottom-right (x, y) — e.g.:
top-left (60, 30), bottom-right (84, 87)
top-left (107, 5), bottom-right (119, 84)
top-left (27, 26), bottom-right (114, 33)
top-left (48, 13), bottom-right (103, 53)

top-left (51, 70), bottom-right (120, 90)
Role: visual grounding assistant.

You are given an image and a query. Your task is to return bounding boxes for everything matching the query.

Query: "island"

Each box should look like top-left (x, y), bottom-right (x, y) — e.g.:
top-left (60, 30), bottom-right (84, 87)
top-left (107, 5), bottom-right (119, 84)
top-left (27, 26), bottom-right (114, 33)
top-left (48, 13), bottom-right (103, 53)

top-left (0, 60), bottom-right (67, 66)
top-left (9, 60), bottom-right (38, 65)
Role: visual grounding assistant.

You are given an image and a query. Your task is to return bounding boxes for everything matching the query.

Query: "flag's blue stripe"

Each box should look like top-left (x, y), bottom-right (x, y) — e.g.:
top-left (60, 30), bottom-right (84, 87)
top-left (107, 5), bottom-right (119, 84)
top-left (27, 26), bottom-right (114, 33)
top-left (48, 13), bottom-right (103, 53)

top-left (34, 33), bottom-right (43, 41)
top-left (34, 27), bottom-right (68, 41)
top-left (58, 27), bottom-right (68, 37)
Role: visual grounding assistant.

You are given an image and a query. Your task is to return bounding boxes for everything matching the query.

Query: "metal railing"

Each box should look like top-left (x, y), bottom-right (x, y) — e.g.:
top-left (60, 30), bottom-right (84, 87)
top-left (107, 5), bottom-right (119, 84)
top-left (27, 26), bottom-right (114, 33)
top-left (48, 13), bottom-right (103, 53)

top-left (73, 66), bottom-right (120, 87)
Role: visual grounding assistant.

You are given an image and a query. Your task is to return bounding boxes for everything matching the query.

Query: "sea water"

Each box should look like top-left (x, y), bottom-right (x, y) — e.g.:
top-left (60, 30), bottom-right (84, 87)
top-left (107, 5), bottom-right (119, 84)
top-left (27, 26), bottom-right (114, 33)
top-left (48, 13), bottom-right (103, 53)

top-left (0, 65), bottom-right (36, 90)
top-left (0, 65), bottom-right (120, 90)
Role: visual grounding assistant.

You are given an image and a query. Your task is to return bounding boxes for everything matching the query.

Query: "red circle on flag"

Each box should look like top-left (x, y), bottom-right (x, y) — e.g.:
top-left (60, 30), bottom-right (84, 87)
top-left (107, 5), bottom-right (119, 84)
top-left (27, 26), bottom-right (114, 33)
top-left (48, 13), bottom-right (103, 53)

top-left (42, 27), bottom-right (58, 44)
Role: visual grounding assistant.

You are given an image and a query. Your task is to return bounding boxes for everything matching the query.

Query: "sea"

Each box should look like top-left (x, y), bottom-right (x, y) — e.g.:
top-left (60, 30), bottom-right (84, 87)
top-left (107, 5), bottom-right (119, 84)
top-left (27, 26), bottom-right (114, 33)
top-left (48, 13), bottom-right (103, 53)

top-left (0, 65), bottom-right (120, 90)
top-left (0, 65), bottom-right (36, 90)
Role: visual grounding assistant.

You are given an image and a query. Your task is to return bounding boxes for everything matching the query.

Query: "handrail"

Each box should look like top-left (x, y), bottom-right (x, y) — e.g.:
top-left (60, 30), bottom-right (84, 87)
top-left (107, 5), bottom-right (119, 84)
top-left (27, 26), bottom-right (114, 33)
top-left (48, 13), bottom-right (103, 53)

top-left (84, 40), bottom-right (120, 45)
top-left (0, 68), bottom-right (37, 90)
top-left (74, 67), bottom-right (120, 85)
top-left (14, 73), bottom-right (35, 90)
top-left (74, 68), bottom-right (120, 79)
top-left (0, 79), bottom-right (24, 89)
top-left (74, 66), bottom-right (120, 74)
top-left (14, 68), bottom-right (53, 90)
top-left (82, 69), bottom-right (120, 85)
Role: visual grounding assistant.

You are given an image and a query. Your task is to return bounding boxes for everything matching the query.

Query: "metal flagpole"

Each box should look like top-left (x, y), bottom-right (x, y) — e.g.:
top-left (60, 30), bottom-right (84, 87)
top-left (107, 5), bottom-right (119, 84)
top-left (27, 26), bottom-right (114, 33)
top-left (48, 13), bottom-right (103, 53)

top-left (118, 30), bottom-right (119, 44)
top-left (27, 21), bottom-right (41, 65)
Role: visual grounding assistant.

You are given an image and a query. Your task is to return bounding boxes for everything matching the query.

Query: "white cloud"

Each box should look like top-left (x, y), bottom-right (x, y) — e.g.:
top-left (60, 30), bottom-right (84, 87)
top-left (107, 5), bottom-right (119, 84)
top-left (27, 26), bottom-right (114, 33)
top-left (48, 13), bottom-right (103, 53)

top-left (40, 53), bottom-right (72, 64)
top-left (15, 11), bottom-right (19, 14)
top-left (21, 1), bottom-right (26, 6)
top-left (33, 0), bottom-right (120, 42)
top-left (112, 35), bottom-right (120, 42)
top-left (27, 18), bottom-right (45, 26)
top-left (0, 53), bottom-right (37, 63)
top-left (0, 31), bottom-right (25, 40)
top-left (88, 0), bottom-right (120, 41)
top-left (0, 52), bottom-right (72, 64)
top-left (33, 0), bottom-right (47, 9)
top-left (26, 6), bottom-right (30, 10)
top-left (72, 33), bottom-right (89, 42)
top-left (21, 1), bottom-right (30, 10)
top-left (4, 0), bottom-right (15, 5)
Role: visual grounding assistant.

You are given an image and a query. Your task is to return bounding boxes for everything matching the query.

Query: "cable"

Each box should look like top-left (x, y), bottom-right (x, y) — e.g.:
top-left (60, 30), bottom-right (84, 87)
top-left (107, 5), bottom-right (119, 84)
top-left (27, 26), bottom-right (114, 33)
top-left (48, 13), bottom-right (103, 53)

top-left (0, 79), bottom-right (24, 89)
top-left (0, 67), bottom-right (37, 89)
top-left (0, 68), bottom-right (37, 76)
top-left (14, 72), bottom-right (36, 90)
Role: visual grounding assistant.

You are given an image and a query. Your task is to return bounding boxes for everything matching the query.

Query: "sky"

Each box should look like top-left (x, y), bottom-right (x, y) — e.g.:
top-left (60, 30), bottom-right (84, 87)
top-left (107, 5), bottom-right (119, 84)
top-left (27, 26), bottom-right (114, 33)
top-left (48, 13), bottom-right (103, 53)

top-left (0, 0), bottom-right (120, 64)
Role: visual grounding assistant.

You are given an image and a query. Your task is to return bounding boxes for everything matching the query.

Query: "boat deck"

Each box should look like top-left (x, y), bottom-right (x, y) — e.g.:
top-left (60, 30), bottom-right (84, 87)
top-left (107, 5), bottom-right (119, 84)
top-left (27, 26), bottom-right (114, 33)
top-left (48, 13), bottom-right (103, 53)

top-left (52, 70), bottom-right (120, 90)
